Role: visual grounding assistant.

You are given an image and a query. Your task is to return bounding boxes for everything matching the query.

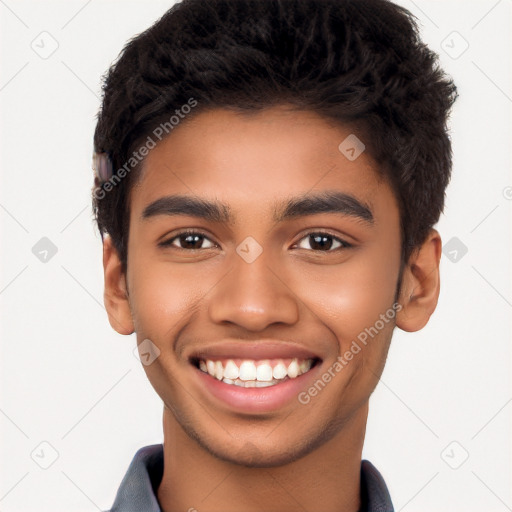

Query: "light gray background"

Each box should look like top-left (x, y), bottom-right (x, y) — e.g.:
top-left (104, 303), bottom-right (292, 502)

top-left (1, 1), bottom-right (511, 511)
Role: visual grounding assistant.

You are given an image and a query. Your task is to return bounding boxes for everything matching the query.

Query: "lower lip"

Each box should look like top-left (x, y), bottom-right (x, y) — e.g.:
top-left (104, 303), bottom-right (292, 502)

top-left (193, 364), bottom-right (321, 414)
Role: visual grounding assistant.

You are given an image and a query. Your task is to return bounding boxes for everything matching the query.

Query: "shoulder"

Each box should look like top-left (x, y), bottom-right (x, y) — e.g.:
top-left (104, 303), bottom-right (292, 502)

top-left (361, 459), bottom-right (394, 512)
top-left (104, 444), bottom-right (164, 512)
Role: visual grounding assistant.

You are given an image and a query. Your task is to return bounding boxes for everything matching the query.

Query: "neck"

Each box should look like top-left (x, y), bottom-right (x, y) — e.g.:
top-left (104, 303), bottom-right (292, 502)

top-left (157, 405), bottom-right (368, 512)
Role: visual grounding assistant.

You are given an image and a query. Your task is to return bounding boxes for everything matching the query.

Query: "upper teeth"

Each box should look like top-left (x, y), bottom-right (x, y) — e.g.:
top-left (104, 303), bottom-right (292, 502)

top-left (198, 358), bottom-right (313, 387)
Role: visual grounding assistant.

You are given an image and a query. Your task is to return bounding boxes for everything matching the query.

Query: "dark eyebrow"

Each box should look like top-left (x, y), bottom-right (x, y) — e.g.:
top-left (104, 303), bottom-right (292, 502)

top-left (142, 195), bottom-right (231, 224)
top-left (141, 191), bottom-right (373, 225)
top-left (273, 191), bottom-right (374, 224)
top-left (141, 195), bottom-right (231, 223)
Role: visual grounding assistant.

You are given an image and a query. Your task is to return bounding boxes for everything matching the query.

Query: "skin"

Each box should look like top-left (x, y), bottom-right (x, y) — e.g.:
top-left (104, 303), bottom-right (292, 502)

top-left (102, 106), bottom-right (442, 512)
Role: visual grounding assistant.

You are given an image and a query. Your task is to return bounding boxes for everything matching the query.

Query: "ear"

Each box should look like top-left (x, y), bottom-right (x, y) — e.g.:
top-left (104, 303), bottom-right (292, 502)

top-left (103, 235), bottom-right (134, 335)
top-left (396, 229), bottom-right (442, 332)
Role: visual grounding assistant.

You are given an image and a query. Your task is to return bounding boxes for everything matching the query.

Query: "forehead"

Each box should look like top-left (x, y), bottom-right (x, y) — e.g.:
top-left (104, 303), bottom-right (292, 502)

top-left (129, 106), bottom-right (393, 218)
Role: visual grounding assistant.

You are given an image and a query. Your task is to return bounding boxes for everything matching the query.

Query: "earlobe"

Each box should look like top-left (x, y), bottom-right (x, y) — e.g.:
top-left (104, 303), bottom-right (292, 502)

top-left (395, 229), bottom-right (442, 332)
top-left (103, 236), bottom-right (135, 335)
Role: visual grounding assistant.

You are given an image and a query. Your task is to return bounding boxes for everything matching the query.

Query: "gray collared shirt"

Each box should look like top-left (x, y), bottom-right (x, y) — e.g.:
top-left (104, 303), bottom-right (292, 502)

top-left (105, 444), bottom-right (394, 512)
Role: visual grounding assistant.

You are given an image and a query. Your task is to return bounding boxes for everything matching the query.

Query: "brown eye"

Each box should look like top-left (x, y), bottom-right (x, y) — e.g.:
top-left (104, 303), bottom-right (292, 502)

top-left (159, 231), bottom-right (216, 250)
top-left (296, 232), bottom-right (351, 251)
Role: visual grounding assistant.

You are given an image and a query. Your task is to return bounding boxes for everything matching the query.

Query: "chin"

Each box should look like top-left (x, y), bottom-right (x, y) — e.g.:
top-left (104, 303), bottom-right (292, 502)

top-left (191, 427), bottom-right (327, 468)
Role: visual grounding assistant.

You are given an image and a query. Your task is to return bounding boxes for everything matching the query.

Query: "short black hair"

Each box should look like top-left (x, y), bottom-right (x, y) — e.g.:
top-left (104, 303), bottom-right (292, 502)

top-left (92, 0), bottom-right (457, 272)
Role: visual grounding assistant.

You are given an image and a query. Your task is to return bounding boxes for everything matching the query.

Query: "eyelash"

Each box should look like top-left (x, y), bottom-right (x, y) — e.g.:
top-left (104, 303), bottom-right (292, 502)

top-left (158, 229), bottom-right (353, 252)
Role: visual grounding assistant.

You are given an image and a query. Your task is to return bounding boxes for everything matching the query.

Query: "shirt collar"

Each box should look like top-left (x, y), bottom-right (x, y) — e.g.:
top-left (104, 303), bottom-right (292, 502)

top-left (107, 444), bottom-right (394, 512)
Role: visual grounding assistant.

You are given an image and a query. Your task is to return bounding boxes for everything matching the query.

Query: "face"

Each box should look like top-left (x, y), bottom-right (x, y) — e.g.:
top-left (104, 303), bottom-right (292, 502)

top-left (103, 106), bottom-right (441, 467)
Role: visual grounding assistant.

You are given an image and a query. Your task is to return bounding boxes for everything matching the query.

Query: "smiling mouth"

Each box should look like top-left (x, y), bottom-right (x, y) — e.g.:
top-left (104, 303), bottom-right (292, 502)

top-left (192, 357), bottom-right (319, 388)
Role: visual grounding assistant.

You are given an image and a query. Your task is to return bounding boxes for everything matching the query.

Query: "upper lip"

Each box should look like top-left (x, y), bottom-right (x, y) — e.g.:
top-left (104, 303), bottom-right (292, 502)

top-left (187, 340), bottom-right (322, 362)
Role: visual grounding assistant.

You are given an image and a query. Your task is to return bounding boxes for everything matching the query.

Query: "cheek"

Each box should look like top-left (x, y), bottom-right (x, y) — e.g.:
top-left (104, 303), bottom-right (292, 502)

top-left (126, 249), bottom-right (205, 341)
top-left (291, 245), bottom-right (401, 349)
top-left (126, 256), bottom-right (203, 403)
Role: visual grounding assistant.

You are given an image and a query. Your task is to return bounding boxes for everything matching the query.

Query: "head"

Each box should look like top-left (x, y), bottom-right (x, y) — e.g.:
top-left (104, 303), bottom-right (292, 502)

top-left (92, 0), bottom-right (457, 466)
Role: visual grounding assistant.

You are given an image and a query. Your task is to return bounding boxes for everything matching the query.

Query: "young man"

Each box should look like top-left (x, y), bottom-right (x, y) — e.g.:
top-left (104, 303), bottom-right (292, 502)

top-left (91, 0), bottom-right (457, 510)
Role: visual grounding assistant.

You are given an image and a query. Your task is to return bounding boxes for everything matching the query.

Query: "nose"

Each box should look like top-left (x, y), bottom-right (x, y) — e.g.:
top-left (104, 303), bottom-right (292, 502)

top-left (207, 251), bottom-right (299, 332)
